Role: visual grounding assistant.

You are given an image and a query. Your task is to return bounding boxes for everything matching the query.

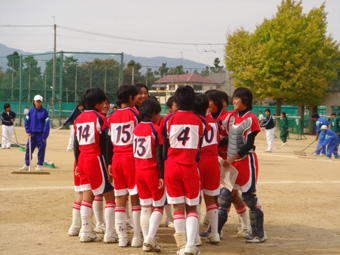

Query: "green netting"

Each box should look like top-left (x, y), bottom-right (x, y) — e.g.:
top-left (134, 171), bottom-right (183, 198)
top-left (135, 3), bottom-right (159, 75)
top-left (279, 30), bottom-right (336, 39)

top-left (0, 51), bottom-right (124, 126)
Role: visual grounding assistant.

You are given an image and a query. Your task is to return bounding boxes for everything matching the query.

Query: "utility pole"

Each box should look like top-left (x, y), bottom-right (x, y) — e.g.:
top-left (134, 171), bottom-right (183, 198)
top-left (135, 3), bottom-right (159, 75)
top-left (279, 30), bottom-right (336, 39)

top-left (52, 18), bottom-right (56, 119)
top-left (132, 66), bottom-right (134, 85)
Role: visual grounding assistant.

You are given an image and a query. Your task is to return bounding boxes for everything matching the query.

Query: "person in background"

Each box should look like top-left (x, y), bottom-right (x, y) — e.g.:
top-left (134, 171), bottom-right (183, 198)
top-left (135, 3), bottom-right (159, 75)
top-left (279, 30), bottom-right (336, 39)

top-left (258, 111), bottom-right (264, 125)
top-left (318, 125), bottom-right (339, 159)
top-left (19, 95), bottom-right (50, 171)
top-left (62, 102), bottom-right (84, 151)
top-left (1, 103), bottom-right (16, 149)
top-left (336, 111), bottom-right (340, 144)
top-left (280, 112), bottom-right (289, 147)
top-left (328, 113), bottom-right (337, 133)
top-left (261, 109), bottom-right (275, 152)
top-left (312, 113), bottom-right (329, 156)
top-left (24, 106), bottom-right (30, 116)
top-left (134, 83), bottom-right (149, 111)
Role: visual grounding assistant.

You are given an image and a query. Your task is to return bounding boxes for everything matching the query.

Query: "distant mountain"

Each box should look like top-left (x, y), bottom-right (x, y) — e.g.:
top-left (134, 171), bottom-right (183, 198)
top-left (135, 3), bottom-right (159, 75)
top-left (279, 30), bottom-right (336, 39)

top-left (0, 43), bottom-right (209, 73)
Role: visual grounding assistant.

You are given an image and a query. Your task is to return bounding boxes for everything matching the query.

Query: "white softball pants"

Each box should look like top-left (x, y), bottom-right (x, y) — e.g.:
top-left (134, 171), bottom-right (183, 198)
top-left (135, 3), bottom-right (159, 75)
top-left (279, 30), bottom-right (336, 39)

top-left (265, 128), bottom-right (275, 151)
top-left (2, 125), bottom-right (14, 148)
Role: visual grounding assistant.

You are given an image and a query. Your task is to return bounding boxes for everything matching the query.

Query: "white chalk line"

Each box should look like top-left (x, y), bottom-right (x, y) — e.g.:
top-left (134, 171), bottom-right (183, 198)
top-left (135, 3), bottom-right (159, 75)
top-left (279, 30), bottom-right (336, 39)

top-left (1, 181), bottom-right (340, 191)
top-left (257, 153), bottom-right (340, 164)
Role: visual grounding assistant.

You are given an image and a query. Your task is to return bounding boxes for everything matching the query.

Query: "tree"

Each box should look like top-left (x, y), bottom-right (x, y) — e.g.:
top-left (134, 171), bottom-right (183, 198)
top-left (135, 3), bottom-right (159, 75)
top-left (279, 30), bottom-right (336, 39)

top-left (210, 57), bottom-right (224, 73)
top-left (200, 66), bottom-right (210, 77)
top-left (158, 63), bottom-right (169, 77)
top-left (226, 0), bottom-right (340, 116)
top-left (143, 67), bottom-right (157, 89)
top-left (6, 51), bottom-right (20, 72)
top-left (169, 65), bottom-right (186, 75)
top-left (22, 56), bottom-right (42, 100)
top-left (123, 60), bottom-right (143, 84)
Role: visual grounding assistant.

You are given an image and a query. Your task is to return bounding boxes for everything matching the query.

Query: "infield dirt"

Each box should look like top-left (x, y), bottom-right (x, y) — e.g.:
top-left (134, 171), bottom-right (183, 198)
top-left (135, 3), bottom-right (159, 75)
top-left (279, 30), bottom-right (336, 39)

top-left (0, 127), bottom-right (339, 255)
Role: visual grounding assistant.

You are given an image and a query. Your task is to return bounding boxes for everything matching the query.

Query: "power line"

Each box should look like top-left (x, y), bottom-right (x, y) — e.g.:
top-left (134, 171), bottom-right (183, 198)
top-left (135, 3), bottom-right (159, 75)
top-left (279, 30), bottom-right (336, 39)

top-left (0, 23), bottom-right (225, 48)
top-left (58, 25), bottom-right (225, 46)
top-left (0, 25), bottom-right (53, 28)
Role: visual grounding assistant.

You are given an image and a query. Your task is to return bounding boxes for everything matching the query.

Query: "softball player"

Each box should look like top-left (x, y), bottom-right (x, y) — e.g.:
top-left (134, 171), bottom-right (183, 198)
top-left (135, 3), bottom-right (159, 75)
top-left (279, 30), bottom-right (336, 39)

top-left (224, 87), bottom-right (267, 243)
top-left (73, 88), bottom-right (116, 243)
top-left (107, 84), bottom-right (142, 248)
top-left (133, 98), bottom-right (165, 252)
top-left (160, 86), bottom-right (205, 255)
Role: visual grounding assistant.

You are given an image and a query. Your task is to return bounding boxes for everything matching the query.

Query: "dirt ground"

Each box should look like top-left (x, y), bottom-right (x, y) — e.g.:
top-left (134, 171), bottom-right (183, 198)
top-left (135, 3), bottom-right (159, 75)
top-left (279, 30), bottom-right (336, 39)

top-left (0, 126), bottom-right (339, 255)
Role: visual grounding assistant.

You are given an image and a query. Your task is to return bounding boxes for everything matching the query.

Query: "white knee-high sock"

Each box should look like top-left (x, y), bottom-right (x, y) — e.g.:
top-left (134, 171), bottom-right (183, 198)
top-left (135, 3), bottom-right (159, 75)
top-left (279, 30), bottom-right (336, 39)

top-left (186, 212), bottom-right (198, 247)
top-left (206, 203), bottom-right (218, 234)
top-left (140, 207), bottom-right (152, 239)
top-left (236, 205), bottom-right (250, 228)
top-left (93, 195), bottom-right (104, 227)
top-left (81, 200), bottom-right (93, 232)
top-left (132, 205), bottom-right (142, 239)
top-left (148, 207), bottom-right (163, 239)
top-left (174, 211), bottom-right (186, 232)
top-left (71, 202), bottom-right (81, 229)
top-left (105, 201), bottom-right (116, 235)
top-left (115, 207), bottom-right (127, 238)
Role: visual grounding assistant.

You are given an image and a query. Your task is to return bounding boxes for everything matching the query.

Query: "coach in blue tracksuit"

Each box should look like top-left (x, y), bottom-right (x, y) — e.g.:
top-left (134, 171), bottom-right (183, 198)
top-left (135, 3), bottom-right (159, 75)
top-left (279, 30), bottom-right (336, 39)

top-left (19, 95), bottom-right (50, 171)
top-left (312, 113), bottom-right (329, 156)
top-left (318, 125), bottom-right (339, 158)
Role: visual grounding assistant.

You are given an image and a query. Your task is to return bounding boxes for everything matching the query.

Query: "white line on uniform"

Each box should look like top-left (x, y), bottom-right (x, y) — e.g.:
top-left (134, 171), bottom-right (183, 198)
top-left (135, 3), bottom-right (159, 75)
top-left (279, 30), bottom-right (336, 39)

top-left (1, 181), bottom-right (340, 191)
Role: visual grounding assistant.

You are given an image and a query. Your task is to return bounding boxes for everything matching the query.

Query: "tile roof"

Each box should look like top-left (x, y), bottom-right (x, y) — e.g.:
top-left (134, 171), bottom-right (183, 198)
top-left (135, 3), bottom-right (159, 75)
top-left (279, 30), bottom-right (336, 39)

top-left (154, 73), bottom-right (217, 84)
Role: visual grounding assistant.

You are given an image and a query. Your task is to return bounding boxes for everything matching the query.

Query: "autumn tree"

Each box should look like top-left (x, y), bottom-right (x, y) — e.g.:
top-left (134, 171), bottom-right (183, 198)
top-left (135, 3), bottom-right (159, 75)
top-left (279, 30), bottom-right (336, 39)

top-left (226, 0), bottom-right (339, 116)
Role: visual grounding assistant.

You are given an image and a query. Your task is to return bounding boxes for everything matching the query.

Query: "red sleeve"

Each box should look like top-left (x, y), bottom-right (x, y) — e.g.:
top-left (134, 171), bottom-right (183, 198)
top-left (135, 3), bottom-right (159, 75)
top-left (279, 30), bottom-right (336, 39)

top-left (250, 113), bottom-right (260, 134)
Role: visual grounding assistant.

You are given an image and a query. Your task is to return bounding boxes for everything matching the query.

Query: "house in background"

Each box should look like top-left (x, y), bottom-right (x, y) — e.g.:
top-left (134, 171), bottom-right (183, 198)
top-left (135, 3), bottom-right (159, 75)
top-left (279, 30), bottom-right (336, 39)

top-left (151, 73), bottom-right (218, 103)
top-left (207, 71), bottom-right (235, 98)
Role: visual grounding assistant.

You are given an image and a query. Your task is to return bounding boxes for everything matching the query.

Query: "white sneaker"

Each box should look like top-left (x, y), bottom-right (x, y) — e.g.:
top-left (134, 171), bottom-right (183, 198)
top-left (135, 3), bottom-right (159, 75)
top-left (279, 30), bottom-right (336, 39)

top-left (119, 237), bottom-right (130, 247)
top-left (281, 143), bottom-right (287, 147)
top-left (36, 165), bottom-right (42, 171)
top-left (104, 231), bottom-right (118, 243)
top-left (131, 237), bottom-right (143, 247)
top-left (177, 248), bottom-right (185, 255)
top-left (237, 226), bottom-right (252, 238)
top-left (183, 245), bottom-right (200, 255)
top-left (245, 231), bottom-right (267, 243)
top-left (68, 226), bottom-right (80, 236)
top-left (265, 149), bottom-right (272, 153)
top-left (143, 236), bottom-right (161, 252)
top-left (94, 223), bottom-right (106, 234)
top-left (206, 232), bottom-right (220, 244)
top-left (79, 231), bottom-right (102, 242)
top-left (19, 165), bottom-right (29, 171)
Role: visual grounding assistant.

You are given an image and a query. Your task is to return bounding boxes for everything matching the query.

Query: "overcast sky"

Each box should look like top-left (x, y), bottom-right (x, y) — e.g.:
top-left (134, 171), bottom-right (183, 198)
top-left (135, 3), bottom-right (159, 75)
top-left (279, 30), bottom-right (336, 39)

top-left (1, 0), bottom-right (339, 66)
